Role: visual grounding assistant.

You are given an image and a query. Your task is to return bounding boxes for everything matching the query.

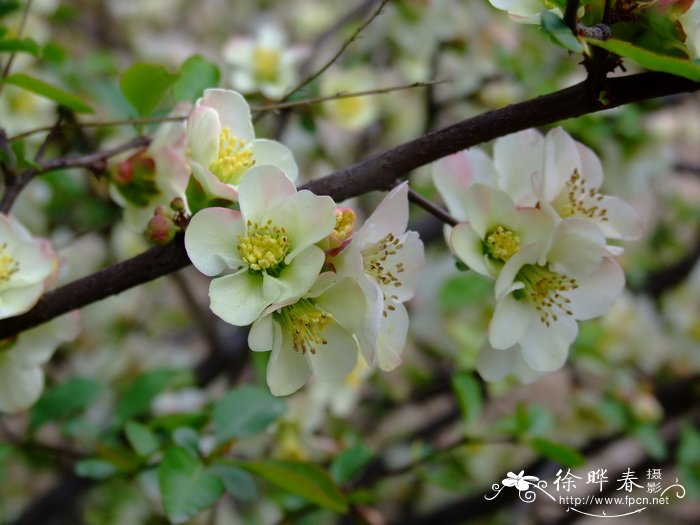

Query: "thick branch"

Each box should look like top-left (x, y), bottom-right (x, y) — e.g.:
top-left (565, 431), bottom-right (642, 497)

top-left (0, 72), bottom-right (698, 338)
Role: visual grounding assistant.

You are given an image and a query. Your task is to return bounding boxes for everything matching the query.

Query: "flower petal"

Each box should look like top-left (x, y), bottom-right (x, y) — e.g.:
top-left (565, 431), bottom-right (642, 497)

top-left (356, 183), bottom-right (409, 245)
top-left (238, 166), bottom-right (297, 222)
top-left (542, 127), bottom-right (581, 203)
top-left (0, 357), bottom-right (43, 413)
top-left (519, 314), bottom-right (578, 371)
top-left (187, 106), bottom-right (220, 168)
top-left (547, 218), bottom-right (606, 279)
top-left (493, 129), bottom-right (543, 206)
top-left (489, 293), bottom-right (535, 349)
top-left (190, 162), bottom-right (239, 201)
top-left (307, 322), bottom-right (358, 382)
top-left (251, 139), bottom-right (299, 182)
top-left (565, 257), bottom-right (625, 320)
top-left (596, 195), bottom-right (644, 240)
top-left (375, 300), bottom-right (409, 371)
top-left (463, 184), bottom-right (518, 238)
top-left (273, 246), bottom-right (325, 304)
top-left (267, 322), bottom-right (312, 396)
top-left (450, 222), bottom-right (493, 278)
top-left (185, 207), bottom-right (245, 276)
top-left (209, 270), bottom-right (270, 326)
top-left (249, 314), bottom-right (274, 352)
top-left (200, 88), bottom-right (254, 142)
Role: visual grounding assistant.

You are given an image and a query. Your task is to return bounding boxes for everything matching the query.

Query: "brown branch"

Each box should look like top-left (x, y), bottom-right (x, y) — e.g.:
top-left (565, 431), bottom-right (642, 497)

top-left (407, 187), bottom-right (458, 226)
top-left (0, 72), bottom-right (698, 338)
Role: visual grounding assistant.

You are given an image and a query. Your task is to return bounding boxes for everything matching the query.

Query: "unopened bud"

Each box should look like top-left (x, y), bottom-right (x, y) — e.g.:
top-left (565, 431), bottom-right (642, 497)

top-left (146, 214), bottom-right (176, 245)
top-left (114, 160), bottom-right (133, 185)
top-left (170, 197), bottom-right (185, 212)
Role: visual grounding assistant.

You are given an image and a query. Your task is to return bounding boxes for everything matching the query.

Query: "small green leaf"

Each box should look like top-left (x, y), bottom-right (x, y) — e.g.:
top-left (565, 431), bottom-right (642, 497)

top-left (116, 369), bottom-right (191, 422)
top-left (30, 378), bottom-right (101, 430)
top-left (75, 459), bottom-right (119, 480)
top-left (120, 63), bottom-right (178, 116)
top-left (530, 438), bottom-right (584, 468)
top-left (452, 373), bottom-right (483, 426)
top-left (677, 423), bottom-right (700, 465)
top-left (158, 447), bottom-right (225, 524)
top-left (0, 37), bottom-right (40, 56)
top-left (213, 386), bottom-right (286, 444)
top-left (3, 73), bottom-right (93, 113)
top-left (541, 11), bottom-right (583, 53)
top-left (211, 464), bottom-right (258, 502)
top-left (330, 444), bottom-right (375, 485)
top-left (172, 427), bottom-right (200, 457)
top-left (588, 38), bottom-right (700, 81)
top-left (125, 421), bottom-right (159, 457)
top-left (632, 423), bottom-right (667, 461)
top-left (241, 460), bottom-right (348, 513)
top-left (173, 55), bottom-right (220, 102)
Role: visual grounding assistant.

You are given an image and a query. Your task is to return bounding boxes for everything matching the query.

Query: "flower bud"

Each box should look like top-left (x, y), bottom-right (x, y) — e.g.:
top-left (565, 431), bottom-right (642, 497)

top-left (145, 213), bottom-right (176, 245)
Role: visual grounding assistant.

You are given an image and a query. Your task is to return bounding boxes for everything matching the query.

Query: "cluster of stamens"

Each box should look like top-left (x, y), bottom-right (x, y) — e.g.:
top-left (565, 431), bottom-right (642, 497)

top-left (278, 299), bottom-right (334, 354)
top-left (0, 243), bottom-right (19, 284)
top-left (254, 47), bottom-right (280, 82)
top-left (209, 127), bottom-right (255, 184)
top-left (363, 233), bottom-right (405, 288)
top-left (237, 219), bottom-right (290, 272)
top-left (484, 225), bottom-right (520, 262)
top-left (559, 169), bottom-right (608, 221)
top-left (517, 264), bottom-right (579, 327)
top-left (381, 292), bottom-right (400, 318)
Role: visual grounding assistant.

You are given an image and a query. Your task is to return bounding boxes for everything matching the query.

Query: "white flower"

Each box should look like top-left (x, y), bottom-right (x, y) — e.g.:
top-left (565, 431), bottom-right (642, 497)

top-left (223, 23), bottom-right (308, 100)
top-left (187, 88), bottom-right (298, 201)
top-left (0, 214), bottom-right (56, 319)
top-left (502, 470), bottom-right (540, 491)
top-left (449, 184), bottom-right (553, 279)
top-left (320, 67), bottom-right (379, 132)
top-left (249, 274), bottom-right (366, 396)
top-left (681, 2), bottom-right (700, 58)
top-left (488, 0), bottom-right (563, 24)
top-left (489, 219), bottom-right (625, 371)
top-left (0, 313), bottom-right (80, 413)
top-left (184, 166), bottom-right (336, 326)
top-left (331, 183), bottom-right (425, 371)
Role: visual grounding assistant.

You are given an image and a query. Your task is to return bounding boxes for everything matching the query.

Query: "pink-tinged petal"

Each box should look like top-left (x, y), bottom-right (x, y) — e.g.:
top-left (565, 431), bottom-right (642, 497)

top-left (0, 355), bottom-right (43, 413)
top-left (249, 315), bottom-right (274, 352)
top-left (576, 142), bottom-right (604, 189)
top-left (542, 127), bottom-right (581, 202)
top-left (153, 147), bottom-right (191, 196)
top-left (463, 184), bottom-right (519, 238)
top-left (185, 207), bottom-right (244, 276)
top-left (307, 323), bottom-right (358, 381)
top-left (375, 300), bottom-right (409, 371)
top-left (273, 246), bottom-right (325, 304)
top-left (493, 129), bottom-right (543, 206)
top-left (519, 315), bottom-right (578, 371)
top-left (208, 270), bottom-right (269, 326)
top-left (356, 183), bottom-right (409, 245)
top-left (450, 222), bottom-right (493, 278)
top-left (596, 195), bottom-right (644, 240)
top-left (0, 283), bottom-right (43, 319)
top-left (314, 277), bottom-right (366, 333)
top-left (267, 323), bottom-right (312, 396)
top-left (547, 218), bottom-right (606, 279)
top-left (190, 162), bottom-right (239, 201)
top-left (188, 106), bottom-right (220, 168)
top-left (238, 166), bottom-right (297, 222)
top-left (200, 89), bottom-right (254, 142)
top-left (565, 257), bottom-right (625, 320)
top-left (251, 139), bottom-right (298, 182)
top-left (489, 294), bottom-right (535, 349)
top-left (266, 192), bottom-right (335, 262)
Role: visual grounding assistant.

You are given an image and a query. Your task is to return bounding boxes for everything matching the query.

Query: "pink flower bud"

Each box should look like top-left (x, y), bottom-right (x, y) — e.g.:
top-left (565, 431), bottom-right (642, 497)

top-left (146, 214), bottom-right (176, 245)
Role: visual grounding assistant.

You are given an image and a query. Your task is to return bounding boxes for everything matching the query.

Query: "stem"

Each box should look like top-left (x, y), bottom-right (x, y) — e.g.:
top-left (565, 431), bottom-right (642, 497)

top-left (407, 188), bottom-right (458, 226)
top-left (0, 0), bottom-right (33, 95)
top-left (563, 0), bottom-right (580, 34)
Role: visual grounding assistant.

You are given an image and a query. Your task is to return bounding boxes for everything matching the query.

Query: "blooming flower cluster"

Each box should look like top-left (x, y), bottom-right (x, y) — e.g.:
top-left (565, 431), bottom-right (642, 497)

top-left (432, 127), bottom-right (642, 381)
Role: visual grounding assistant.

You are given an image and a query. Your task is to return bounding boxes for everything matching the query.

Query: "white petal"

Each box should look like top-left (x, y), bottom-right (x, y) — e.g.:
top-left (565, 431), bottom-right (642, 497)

top-left (547, 218), bottom-right (606, 279)
top-left (267, 326), bottom-right (312, 396)
top-left (489, 294), bottom-right (535, 349)
top-left (249, 315), bottom-right (274, 352)
top-left (0, 283), bottom-right (44, 319)
top-left (463, 184), bottom-right (518, 238)
top-left (314, 277), bottom-right (367, 333)
top-left (209, 270), bottom-right (269, 326)
top-left (596, 195), bottom-right (644, 240)
top-left (375, 301), bottom-right (409, 371)
top-left (187, 106), bottom-right (220, 168)
top-left (494, 243), bottom-right (540, 299)
top-left (565, 257), bottom-right (625, 320)
top-left (273, 246), bottom-right (325, 304)
top-left (185, 207), bottom-right (245, 276)
top-left (493, 129), bottom-right (543, 206)
top-left (450, 222), bottom-right (493, 278)
top-left (307, 323), bottom-right (358, 382)
top-left (519, 315), bottom-right (578, 371)
top-left (380, 231), bottom-right (424, 301)
top-left (200, 89), bottom-right (254, 142)
top-left (238, 166), bottom-right (297, 222)
top-left (251, 139), bottom-right (299, 182)
top-left (542, 127), bottom-right (581, 203)
top-left (189, 162), bottom-right (239, 201)
top-left (357, 183), bottom-right (409, 245)
top-left (576, 142), bottom-right (604, 189)
top-left (0, 357), bottom-right (44, 413)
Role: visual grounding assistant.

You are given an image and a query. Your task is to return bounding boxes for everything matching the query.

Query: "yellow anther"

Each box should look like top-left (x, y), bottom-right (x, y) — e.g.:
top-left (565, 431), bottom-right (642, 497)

top-left (484, 225), bottom-right (520, 262)
top-left (516, 264), bottom-right (578, 327)
top-left (334, 96), bottom-right (364, 121)
top-left (558, 169), bottom-right (609, 222)
top-left (0, 243), bottom-right (19, 284)
top-left (237, 220), bottom-right (290, 272)
top-left (209, 127), bottom-right (255, 185)
top-left (329, 208), bottom-right (356, 248)
top-left (254, 47), bottom-right (280, 82)
top-left (278, 299), bottom-right (334, 354)
top-left (363, 232), bottom-right (405, 288)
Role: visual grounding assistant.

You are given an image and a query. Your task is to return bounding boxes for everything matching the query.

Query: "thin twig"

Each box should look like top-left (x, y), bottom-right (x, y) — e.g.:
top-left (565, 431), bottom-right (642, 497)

top-left (407, 188), bottom-right (458, 226)
top-left (0, 0), bottom-right (33, 94)
top-left (563, 0), bottom-right (580, 34)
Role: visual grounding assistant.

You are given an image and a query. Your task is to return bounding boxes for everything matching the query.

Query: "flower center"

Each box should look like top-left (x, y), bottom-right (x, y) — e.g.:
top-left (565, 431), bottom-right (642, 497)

top-left (484, 225), bottom-right (520, 262)
top-left (334, 97), bottom-right (364, 121)
top-left (515, 264), bottom-right (578, 327)
top-left (238, 219), bottom-right (290, 273)
top-left (277, 298), bottom-right (334, 354)
top-left (362, 232), bottom-right (405, 288)
top-left (254, 48), bottom-right (280, 83)
top-left (558, 169), bottom-right (609, 221)
top-left (209, 127), bottom-right (255, 185)
top-left (0, 243), bottom-right (19, 284)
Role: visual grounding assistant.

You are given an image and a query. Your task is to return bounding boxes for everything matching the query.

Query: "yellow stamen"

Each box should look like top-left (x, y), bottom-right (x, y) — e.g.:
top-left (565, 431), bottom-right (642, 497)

top-left (209, 127), bottom-right (255, 185)
top-left (516, 264), bottom-right (578, 327)
top-left (277, 299), bottom-right (334, 355)
top-left (484, 225), bottom-right (520, 262)
top-left (254, 47), bottom-right (280, 82)
top-left (0, 243), bottom-right (19, 284)
top-left (237, 219), bottom-right (290, 272)
top-left (558, 169), bottom-right (608, 221)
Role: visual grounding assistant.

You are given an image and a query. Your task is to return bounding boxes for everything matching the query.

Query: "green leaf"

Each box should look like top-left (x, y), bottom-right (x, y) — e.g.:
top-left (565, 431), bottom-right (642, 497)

top-left (172, 427), bottom-right (200, 457)
top-left (330, 444), bottom-right (375, 485)
top-left (125, 421), bottom-right (159, 457)
top-left (541, 11), bottom-right (583, 53)
top-left (0, 1), bottom-right (20, 18)
top-left (3, 73), bottom-right (93, 113)
top-left (211, 464), bottom-right (258, 502)
top-left (173, 55), bottom-right (220, 102)
top-left (677, 423), bottom-right (700, 465)
top-left (120, 63), bottom-right (178, 116)
top-left (158, 447), bottom-right (225, 524)
top-left (452, 373), bottom-right (482, 426)
top-left (213, 386), bottom-right (286, 444)
top-left (530, 438), bottom-right (584, 468)
top-left (0, 37), bottom-right (40, 56)
top-left (588, 38), bottom-right (700, 81)
top-left (30, 378), bottom-right (101, 430)
top-left (632, 423), bottom-right (667, 461)
top-left (241, 460), bottom-right (348, 513)
top-left (116, 369), bottom-right (192, 422)
top-left (438, 273), bottom-right (492, 312)
top-left (75, 459), bottom-right (119, 480)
